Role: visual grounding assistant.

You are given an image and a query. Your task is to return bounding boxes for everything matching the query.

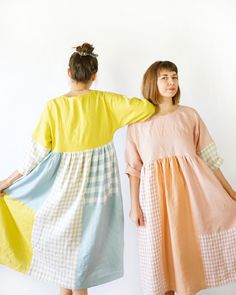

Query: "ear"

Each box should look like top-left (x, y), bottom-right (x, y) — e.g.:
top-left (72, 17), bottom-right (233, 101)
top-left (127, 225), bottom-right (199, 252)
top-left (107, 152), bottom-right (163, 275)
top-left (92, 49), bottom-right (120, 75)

top-left (91, 73), bottom-right (97, 81)
top-left (67, 68), bottom-right (72, 78)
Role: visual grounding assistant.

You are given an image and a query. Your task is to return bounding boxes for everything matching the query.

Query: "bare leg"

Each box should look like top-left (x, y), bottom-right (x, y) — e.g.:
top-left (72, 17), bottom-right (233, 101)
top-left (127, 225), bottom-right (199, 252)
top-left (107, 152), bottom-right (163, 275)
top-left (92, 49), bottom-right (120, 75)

top-left (165, 291), bottom-right (175, 295)
top-left (60, 288), bottom-right (72, 295)
top-left (73, 289), bottom-right (88, 295)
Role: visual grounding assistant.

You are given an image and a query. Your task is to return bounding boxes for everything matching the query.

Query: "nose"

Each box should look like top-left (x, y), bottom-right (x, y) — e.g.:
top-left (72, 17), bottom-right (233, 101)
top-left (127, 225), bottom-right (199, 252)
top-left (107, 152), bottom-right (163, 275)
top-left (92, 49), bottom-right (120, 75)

top-left (168, 79), bottom-right (174, 85)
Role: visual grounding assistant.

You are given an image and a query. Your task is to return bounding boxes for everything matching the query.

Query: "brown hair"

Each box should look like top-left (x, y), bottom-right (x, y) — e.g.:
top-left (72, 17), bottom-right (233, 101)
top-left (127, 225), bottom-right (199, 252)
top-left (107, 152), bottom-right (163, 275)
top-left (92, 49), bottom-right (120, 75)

top-left (69, 43), bottom-right (98, 82)
top-left (142, 61), bottom-right (180, 106)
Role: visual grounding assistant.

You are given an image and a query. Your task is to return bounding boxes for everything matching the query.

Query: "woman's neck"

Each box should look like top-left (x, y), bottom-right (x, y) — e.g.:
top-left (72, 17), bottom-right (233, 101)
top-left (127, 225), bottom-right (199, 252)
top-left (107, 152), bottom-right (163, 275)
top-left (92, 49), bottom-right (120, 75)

top-left (158, 98), bottom-right (176, 114)
top-left (71, 81), bottom-right (91, 92)
top-left (64, 81), bottom-right (92, 97)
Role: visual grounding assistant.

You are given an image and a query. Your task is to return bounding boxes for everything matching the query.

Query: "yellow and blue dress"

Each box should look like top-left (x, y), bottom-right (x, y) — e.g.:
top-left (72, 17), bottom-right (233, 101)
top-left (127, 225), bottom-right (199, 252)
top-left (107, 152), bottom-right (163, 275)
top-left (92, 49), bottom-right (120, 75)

top-left (0, 90), bottom-right (155, 289)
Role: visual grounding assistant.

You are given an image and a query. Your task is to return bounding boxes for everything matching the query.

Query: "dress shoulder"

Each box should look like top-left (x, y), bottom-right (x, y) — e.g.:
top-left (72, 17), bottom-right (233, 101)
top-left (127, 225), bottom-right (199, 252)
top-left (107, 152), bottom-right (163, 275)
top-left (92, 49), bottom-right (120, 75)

top-left (178, 105), bottom-right (199, 114)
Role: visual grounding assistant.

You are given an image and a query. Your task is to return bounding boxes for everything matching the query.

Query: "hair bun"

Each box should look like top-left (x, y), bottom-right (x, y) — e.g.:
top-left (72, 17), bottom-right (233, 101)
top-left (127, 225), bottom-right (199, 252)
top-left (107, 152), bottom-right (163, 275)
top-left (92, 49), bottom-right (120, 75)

top-left (75, 43), bottom-right (94, 54)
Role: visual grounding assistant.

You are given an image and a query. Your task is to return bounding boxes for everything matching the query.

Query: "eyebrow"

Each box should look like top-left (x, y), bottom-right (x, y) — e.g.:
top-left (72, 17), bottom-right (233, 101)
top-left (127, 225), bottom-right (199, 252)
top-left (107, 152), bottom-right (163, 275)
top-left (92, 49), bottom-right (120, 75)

top-left (159, 73), bottom-right (178, 77)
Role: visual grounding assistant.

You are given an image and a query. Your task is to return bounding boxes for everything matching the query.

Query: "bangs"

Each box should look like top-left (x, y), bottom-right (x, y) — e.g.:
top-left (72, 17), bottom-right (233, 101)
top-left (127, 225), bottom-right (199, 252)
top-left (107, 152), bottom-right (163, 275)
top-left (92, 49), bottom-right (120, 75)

top-left (157, 61), bottom-right (178, 74)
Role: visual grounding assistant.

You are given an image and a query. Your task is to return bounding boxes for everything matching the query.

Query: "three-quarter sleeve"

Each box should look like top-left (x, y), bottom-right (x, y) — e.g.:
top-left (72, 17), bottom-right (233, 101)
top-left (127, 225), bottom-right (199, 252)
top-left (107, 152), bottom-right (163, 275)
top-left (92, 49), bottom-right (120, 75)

top-left (32, 102), bottom-right (52, 149)
top-left (105, 92), bottom-right (155, 130)
top-left (17, 103), bottom-right (52, 176)
top-left (194, 110), bottom-right (223, 171)
top-left (125, 125), bottom-right (143, 178)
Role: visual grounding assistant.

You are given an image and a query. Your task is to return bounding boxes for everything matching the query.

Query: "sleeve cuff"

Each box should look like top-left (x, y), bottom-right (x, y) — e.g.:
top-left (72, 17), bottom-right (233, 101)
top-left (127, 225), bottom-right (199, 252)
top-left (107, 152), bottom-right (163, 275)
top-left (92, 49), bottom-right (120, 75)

top-left (198, 142), bottom-right (224, 171)
top-left (125, 165), bottom-right (141, 178)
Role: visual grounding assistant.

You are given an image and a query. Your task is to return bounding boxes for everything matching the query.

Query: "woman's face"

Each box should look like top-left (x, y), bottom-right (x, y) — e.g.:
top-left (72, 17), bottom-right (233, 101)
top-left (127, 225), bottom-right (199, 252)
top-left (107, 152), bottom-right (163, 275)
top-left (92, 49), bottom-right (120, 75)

top-left (157, 69), bottom-right (179, 99)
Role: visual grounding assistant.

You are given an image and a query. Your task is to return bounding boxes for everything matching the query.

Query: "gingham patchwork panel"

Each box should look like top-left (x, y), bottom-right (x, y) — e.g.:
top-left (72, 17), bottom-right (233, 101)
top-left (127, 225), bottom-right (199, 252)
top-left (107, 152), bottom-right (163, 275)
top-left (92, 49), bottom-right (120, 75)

top-left (200, 227), bottom-right (236, 288)
top-left (29, 142), bottom-right (121, 288)
top-left (84, 142), bottom-right (120, 203)
top-left (18, 139), bottom-right (50, 176)
top-left (138, 163), bottom-right (167, 295)
top-left (198, 142), bottom-right (223, 171)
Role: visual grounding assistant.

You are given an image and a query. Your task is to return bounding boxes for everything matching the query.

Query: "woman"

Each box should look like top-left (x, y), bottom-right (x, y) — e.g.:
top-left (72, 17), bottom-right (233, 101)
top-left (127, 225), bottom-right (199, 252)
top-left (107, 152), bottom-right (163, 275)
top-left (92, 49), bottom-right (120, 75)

top-left (126, 60), bottom-right (236, 295)
top-left (0, 43), bottom-right (155, 295)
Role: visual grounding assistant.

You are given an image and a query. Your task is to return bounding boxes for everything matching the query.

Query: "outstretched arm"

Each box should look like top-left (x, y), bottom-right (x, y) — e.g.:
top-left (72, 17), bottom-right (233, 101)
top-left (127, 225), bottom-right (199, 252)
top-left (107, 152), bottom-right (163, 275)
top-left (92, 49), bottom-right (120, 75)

top-left (0, 170), bottom-right (23, 196)
top-left (214, 168), bottom-right (236, 200)
top-left (0, 101), bottom-right (52, 197)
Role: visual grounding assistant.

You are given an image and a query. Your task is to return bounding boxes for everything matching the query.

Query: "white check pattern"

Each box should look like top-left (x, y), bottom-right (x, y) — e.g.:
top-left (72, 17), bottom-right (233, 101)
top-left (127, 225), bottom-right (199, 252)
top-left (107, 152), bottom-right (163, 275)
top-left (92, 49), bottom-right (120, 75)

top-left (200, 227), bottom-right (236, 288)
top-left (18, 139), bottom-right (50, 176)
top-left (84, 143), bottom-right (120, 203)
top-left (198, 142), bottom-right (223, 171)
top-left (29, 141), bottom-right (120, 289)
top-left (138, 163), bottom-right (167, 295)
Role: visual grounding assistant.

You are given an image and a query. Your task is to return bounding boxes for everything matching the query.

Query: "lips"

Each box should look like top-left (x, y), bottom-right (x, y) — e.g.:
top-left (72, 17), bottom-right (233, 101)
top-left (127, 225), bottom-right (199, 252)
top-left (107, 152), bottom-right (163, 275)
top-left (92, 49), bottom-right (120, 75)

top-left (167, 88), bottom-right (176, 91)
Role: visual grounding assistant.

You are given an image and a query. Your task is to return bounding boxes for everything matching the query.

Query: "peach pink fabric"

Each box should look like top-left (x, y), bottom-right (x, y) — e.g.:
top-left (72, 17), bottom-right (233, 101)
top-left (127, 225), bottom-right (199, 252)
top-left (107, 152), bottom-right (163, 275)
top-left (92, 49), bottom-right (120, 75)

top-left (125, 105), bottom-right (236, 295)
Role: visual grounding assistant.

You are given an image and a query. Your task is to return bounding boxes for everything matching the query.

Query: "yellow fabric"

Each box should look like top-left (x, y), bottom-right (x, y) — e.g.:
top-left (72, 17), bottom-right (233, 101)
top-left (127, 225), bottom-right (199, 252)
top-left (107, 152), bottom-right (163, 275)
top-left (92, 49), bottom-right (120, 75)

top-left (0, 194), bottom-right (34, 272)
top-left (32, 90), bottom-right (155, 152)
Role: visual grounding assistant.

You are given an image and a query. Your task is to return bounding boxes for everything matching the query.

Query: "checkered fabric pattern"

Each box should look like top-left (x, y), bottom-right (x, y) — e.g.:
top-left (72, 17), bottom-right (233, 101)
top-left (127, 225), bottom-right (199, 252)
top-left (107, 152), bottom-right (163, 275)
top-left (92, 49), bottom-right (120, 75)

top-left (198, 142), bottom-right (223, 171)
top-left (138, 162), bottom-right (167, 295)
top-left (29, 142), bottom-right (121, 289)
top-left (18, 139), bottom-right (50, 176)
top-left (85, 142), bottom-right (120, 203)
top-left (200, 227), bottom-right (236, 288)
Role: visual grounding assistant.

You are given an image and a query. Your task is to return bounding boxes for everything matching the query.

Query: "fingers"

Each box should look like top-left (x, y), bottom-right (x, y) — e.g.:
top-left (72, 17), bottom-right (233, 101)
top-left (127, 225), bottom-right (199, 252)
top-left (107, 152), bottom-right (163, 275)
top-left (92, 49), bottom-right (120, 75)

top-left (129, 214), bottom-right (139, 227)
top-left (129, 212), bottom-right (145, 227)
top-left (129, 213), bottom-right (138, 226)
top-left (0, 187), bottom-right (6, 197)
top-left (139, 215), bottom-right (145, 226)
top-left (134, 219), bottom-right (140, 227)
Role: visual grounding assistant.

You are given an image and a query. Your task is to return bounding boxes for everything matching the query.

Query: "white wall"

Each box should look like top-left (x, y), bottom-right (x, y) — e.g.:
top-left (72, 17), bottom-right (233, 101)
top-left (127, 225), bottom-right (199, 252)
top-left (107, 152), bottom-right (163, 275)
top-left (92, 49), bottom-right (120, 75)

top-left (0, 0), bottom-right (236, 294)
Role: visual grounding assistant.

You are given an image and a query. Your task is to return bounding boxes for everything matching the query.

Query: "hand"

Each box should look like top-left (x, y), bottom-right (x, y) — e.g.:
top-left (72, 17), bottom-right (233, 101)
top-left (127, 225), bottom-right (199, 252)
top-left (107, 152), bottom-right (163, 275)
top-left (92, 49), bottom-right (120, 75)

top-left (129, 206), bottom-right (145, 227)
top-left (0, 180), bottom-right (10, 197)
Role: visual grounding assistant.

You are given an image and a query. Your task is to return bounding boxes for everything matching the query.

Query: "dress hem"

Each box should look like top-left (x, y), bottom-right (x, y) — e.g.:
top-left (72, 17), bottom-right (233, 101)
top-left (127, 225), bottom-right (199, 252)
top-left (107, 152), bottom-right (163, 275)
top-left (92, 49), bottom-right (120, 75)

top-left (168, 276), bottom-right (236, 295)
top-left (75, 271), bottom-right (124, 290)
top-left (28, 270), bottom-right (124, 290)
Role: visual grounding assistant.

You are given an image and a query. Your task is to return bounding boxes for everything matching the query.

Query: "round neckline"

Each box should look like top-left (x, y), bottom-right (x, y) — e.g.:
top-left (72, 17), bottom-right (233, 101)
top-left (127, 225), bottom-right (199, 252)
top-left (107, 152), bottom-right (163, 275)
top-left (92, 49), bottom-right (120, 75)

top-left (154, 105), bottom-right (181, 117)
top-left (62, 90), bottom-right (94, 98)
